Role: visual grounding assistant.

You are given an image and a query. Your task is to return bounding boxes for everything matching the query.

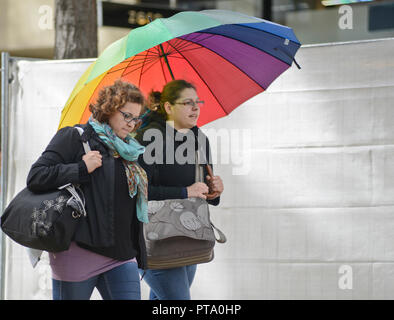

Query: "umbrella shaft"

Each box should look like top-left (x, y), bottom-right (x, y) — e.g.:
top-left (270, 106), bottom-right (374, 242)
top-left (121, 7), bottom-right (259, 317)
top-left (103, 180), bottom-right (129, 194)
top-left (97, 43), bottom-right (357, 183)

top-left (148, 16), bottom-right (174, 80)
top-left (159, 43), bottom-right (175, 80)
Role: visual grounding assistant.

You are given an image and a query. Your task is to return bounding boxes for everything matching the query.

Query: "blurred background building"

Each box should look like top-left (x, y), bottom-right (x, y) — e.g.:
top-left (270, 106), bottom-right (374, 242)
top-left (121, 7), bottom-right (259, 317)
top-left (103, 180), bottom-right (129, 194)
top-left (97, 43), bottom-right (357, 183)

top-left (1, 0), bottom-right (393, 59)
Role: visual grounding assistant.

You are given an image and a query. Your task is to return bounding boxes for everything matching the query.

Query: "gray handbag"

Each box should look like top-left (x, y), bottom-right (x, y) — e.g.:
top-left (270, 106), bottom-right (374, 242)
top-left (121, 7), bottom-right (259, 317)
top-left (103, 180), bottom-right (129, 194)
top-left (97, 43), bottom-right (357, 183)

top-left (144, 150), bottom-right (226, 269)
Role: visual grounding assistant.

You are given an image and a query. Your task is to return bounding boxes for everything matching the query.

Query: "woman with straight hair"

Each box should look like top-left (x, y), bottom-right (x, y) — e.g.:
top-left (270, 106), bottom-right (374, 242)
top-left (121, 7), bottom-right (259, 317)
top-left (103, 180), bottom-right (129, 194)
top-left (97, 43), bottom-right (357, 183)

top-left (135, 79), bottom-right (224, 300)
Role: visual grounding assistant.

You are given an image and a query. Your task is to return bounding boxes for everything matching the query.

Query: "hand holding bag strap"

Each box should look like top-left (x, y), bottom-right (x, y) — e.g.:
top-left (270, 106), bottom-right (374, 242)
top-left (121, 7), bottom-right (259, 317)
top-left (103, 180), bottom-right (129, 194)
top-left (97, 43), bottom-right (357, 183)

top-left (195, 150), bottom-right (227, 244)
top-left (205, 164), bottom-right (220, 200)
top-left (195, 150), bottom-right (219, 200)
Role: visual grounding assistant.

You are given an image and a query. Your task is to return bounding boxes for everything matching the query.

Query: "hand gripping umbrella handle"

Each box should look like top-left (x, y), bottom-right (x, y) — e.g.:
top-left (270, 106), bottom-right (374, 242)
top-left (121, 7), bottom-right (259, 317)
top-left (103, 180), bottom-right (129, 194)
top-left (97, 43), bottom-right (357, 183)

top-left (205, 164), bottom-right (220, 200)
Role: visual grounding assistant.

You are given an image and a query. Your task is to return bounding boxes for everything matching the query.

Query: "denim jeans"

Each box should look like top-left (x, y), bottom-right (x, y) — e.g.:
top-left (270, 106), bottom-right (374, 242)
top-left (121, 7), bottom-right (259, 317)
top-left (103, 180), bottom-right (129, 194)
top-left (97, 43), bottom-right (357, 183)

top-left (52, 262), bottom-right (141, 300)
top-left (140, 264), bottom-right (197, 300)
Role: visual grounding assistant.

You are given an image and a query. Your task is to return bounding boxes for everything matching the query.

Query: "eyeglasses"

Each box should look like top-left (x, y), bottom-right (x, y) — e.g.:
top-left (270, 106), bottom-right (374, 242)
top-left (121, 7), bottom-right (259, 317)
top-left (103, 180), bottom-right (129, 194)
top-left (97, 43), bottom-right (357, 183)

top-left (174, 99), bottom-right (205, 108)
top-left (118, 110), bottom-right (142, 125)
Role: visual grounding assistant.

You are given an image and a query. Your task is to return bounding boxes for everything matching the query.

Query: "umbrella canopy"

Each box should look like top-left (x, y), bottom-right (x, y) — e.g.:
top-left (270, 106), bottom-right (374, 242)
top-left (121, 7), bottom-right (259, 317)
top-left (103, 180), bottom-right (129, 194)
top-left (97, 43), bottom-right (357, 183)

top-left (59, 9), bottom-right (301, 129)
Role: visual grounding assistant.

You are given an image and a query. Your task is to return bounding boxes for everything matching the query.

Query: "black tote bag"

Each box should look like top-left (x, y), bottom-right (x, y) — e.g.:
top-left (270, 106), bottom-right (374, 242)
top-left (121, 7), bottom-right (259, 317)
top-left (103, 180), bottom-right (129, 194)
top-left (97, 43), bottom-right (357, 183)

top-left (1, 127), bottom-right (90, 252)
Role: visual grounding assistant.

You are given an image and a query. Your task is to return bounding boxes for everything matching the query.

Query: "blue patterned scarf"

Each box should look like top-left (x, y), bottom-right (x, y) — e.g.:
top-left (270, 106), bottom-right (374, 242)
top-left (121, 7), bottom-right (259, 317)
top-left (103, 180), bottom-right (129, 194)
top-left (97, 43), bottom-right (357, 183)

top-left (88, 117), bottom-right (148, 223)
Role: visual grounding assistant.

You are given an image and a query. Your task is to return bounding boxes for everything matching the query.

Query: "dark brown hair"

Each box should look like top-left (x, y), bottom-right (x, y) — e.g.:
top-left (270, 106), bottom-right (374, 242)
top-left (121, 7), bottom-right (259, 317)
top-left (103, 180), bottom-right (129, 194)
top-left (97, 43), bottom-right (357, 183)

top-left (148, 80), bottom-right (196, 120)
top-left (89, 80), bottom-right (146, 123)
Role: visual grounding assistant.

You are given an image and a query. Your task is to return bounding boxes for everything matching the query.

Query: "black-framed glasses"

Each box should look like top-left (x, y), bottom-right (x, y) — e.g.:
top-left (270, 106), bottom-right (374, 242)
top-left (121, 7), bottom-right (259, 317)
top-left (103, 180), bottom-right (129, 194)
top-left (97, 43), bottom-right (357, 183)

top-left (174, 99), bottom-right (205, 108)
top-left (118, 110), bottom-right (142, 125)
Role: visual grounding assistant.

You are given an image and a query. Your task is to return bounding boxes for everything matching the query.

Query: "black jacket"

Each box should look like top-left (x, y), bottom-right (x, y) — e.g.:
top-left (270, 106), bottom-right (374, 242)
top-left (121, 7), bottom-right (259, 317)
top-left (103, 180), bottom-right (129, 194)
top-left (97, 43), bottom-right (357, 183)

top-left (135, 113), bottom-right (220, 206)
top-left (26, 123), bottom-right (147, 269)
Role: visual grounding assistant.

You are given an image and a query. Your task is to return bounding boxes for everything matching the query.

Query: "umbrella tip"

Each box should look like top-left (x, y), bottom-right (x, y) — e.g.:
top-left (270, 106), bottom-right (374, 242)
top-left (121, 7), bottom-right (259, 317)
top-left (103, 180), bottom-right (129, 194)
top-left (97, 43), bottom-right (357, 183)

top-left (293, 58), bottom-right (301, 70)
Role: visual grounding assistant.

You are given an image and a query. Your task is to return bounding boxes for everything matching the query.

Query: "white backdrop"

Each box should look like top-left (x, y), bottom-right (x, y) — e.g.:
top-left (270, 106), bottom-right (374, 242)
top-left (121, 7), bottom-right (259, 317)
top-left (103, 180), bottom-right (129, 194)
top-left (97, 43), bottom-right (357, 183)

top-left (2, 37), bottom-right (394, 299)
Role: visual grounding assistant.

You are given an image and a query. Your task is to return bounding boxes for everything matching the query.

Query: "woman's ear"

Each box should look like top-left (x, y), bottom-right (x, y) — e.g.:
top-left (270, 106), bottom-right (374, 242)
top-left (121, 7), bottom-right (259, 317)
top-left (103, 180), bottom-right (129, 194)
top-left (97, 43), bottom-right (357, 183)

top-left (164, 101), bottom-right (172, 116)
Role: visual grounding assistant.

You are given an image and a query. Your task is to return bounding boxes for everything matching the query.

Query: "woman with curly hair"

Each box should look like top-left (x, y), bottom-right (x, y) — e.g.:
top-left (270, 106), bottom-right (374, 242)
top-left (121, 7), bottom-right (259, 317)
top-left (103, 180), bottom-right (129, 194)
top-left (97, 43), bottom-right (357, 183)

top-left (26, 80), bottom-right (148, 300)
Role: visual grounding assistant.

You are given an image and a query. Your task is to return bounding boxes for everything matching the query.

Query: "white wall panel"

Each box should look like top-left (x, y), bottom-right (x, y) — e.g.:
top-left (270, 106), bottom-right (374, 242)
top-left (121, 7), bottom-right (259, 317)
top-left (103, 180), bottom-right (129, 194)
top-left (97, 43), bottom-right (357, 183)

top-left (214, 147), bottom-right (380, 208)
top-left (192, 262), bottom-right (373, 299)
top-left (207, 207), bottom-right (394, 262)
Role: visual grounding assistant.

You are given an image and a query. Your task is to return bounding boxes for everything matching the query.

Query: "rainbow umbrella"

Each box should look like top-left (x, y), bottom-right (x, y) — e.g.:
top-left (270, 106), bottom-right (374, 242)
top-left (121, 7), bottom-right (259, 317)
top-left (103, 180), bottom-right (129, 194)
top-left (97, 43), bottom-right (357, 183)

top-left (59, 9), bottom-right (301, 129)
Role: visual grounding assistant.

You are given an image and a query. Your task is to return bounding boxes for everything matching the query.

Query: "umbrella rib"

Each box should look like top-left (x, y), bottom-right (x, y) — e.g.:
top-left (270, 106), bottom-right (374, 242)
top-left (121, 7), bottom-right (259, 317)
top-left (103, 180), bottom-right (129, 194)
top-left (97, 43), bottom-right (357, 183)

top-left (170, 35), bottom-right (185, 48)
top-left (160, 43), bottom-right (180, 64)
top-left (164, 42), bottom-right (203, 60)
top-left (175, 33), bottom-right (217, 52)
top-left (109, 54), bottom-right (159, 75)
top-left (173, 46), bottom-right (205, 54)
top-left (126, 54), bottom-right (160, 64)
top-left (171, 38), bottom-right (200, 53)
top-left (118, 56), bottom-right (147, 77)
top-left (170, 42), bottom-right (197, 53)
top-left (119, 55), bottom-right (158, 62)
top-left (168, 35), bottom-right (194, 52)
top-left (112, 54), bottom-right (140, 76)
top-left (116, 57), bottom-right (132, 79)
top-left (164, 38), bottom-right (195, 54)
top-left (128, 55), bottom-right (160, 61)
top-left (170, 37), bottom-right (206, 53)
top-left (178, 37), bottom-right (266, 90)
top-left (117, 59), bottom-right (134, 64)
top-left (167, 55), bottom-right (193, 60)
top-left (160, 38), bottom-right (205, 59)
top-left (165, 47), bottom-right (205, 58)
top-left (167, 41), bottom-right (229, 116)
top-left (139, 58), bottom-right (161, 78)
top-left (122, 58), bottom-right (160, 79)
top-left (107, 58), bottom-right (154, 75)
top-left (162, 45), bottom-right (177, 58)
top-left (181, 32), bottom-right (217, 45)
top-left (137, 49), bottom-right (150, 87)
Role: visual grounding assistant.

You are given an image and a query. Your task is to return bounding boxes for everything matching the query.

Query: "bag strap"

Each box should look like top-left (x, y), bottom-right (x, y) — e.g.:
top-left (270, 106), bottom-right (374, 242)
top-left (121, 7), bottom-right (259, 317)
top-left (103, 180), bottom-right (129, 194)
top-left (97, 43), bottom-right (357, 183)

top-left (195, 150), bottom-right (219, 200)
top-left (211, 221), bottom-right (227, 243)
top-left (75, 126), bottom-right (92, 154)
top-left (195, 150), bottom-right (203, 183)
top-left (57, 126), bottom-right (91, 217)
top-left (195, 150), bottom-right (226, 243)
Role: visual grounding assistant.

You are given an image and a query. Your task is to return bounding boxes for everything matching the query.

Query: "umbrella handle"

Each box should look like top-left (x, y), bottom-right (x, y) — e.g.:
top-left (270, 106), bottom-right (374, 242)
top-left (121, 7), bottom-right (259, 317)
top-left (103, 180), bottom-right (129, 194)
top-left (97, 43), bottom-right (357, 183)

top-left (204, 164), bottom-right (220, 200)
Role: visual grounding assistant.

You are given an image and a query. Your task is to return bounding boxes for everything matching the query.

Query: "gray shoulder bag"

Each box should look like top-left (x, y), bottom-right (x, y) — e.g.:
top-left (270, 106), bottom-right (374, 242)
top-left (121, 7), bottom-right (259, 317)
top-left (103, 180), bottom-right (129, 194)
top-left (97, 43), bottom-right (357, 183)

top-left (144, 149), bottom-right (226, 270)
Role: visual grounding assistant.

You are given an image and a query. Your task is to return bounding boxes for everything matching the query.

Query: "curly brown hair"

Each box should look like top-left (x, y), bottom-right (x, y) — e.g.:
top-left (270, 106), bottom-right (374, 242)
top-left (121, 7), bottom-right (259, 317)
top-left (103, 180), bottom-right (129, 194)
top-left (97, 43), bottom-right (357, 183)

top-left (89, 80), bottom-right (146, 123)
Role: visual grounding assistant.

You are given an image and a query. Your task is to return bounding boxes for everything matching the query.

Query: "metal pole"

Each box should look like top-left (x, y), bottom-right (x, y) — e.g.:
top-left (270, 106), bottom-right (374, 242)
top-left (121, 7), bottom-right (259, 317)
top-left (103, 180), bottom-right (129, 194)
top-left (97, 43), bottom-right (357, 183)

top-left (1, 51), bottom-right (10, 300)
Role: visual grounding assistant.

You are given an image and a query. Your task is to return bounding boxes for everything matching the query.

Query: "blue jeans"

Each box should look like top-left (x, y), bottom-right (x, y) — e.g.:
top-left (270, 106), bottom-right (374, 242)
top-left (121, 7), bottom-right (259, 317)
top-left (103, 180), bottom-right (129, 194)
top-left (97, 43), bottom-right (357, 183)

top-left (140, 264), bottom-right (197, 300)
top-left (52, 262), bottom-right (141, 300)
